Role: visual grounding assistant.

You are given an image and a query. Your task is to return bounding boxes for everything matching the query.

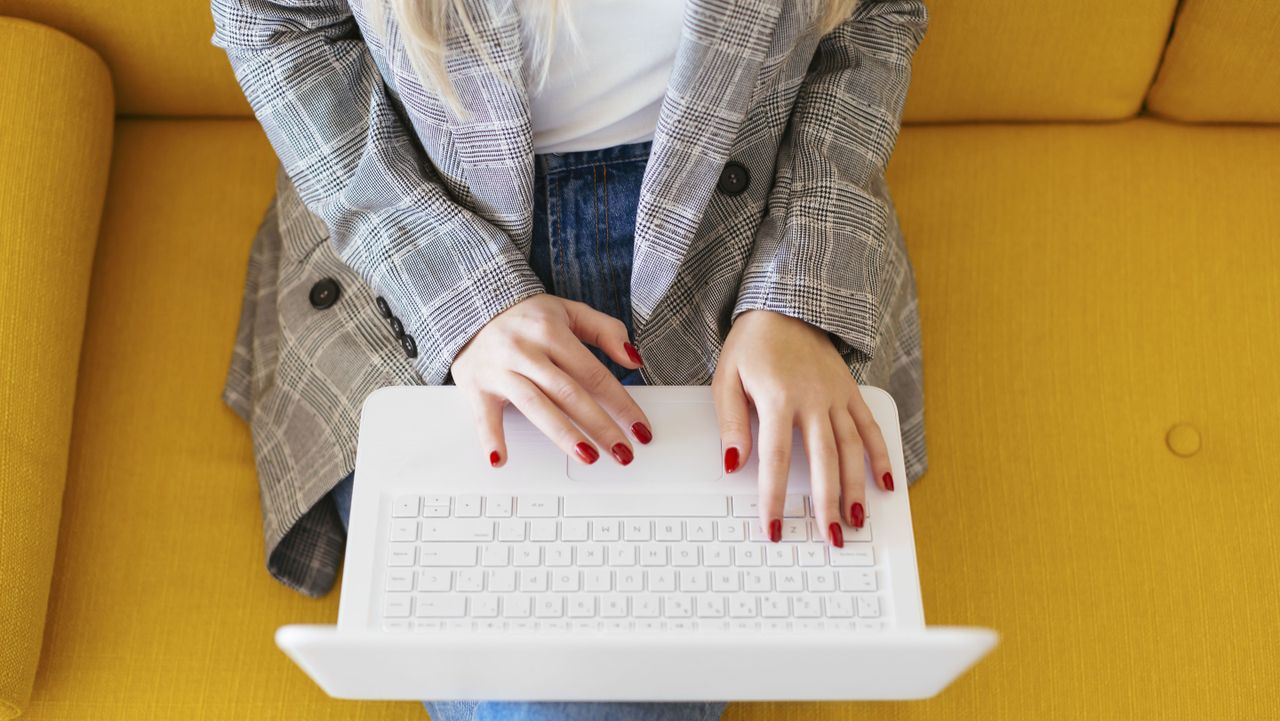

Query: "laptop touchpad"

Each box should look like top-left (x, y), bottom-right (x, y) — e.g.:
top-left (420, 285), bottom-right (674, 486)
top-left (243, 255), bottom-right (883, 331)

top-left (566, 400), bottom-right (723, 485)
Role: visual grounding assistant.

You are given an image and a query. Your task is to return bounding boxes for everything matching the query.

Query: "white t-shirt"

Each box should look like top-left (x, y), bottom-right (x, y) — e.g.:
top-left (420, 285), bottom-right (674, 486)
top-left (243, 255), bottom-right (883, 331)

top-left (521, 0), bottom-right (687, 154)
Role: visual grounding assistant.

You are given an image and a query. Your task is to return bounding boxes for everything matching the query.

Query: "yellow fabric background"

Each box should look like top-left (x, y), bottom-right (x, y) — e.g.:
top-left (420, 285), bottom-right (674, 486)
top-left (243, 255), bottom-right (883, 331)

top-left (15, 118), bottom-right (1280, 720)
top-left (1147, 0), bottom-right (1280, 122)
top-left (0, 0), bottom-right (252, 117)
top-left (0, 18), bottom-right (113, 721)
top-left (904, 0), bottom-right (1177, 121)
top-left (0, 0), bottom-right (1180, 122)
top-left (4, 0), bottom-right (1280, 718)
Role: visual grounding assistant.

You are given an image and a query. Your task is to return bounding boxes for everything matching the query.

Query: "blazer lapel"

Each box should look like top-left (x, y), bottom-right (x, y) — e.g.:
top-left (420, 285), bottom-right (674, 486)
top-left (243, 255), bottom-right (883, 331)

top-left (436, 0), bottom-right (783, 284)
top-left (438, 0), bottom-right (535, 243)
top-left (631, 0), bottom-right (785, 326)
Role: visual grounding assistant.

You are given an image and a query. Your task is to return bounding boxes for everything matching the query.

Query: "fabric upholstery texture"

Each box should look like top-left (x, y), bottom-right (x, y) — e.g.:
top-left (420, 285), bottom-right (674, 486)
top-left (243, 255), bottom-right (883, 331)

top-left (0, 0), bottom-right (252, 116)
top-left (903, 0), bottom-right (1178, 121)
top-left (0, 0), bottom-right (1182, 122)
top-left (1146, 0), bottom-right (1280, 122)
top-left (4, 0), bottom-right (1280, 718)
top-left (15, 118), bottom-right (1280, 720)
top-left (0, 18), bottom-right (112, 721)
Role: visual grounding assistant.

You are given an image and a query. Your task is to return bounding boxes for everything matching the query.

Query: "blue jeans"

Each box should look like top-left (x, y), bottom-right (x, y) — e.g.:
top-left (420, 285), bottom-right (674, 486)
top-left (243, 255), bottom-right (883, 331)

top-left (331, 141), bottom-right (726, 721)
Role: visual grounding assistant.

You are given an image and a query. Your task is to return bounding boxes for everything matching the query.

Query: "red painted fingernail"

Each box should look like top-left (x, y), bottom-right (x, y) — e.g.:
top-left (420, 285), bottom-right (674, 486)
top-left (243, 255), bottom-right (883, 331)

top-left (575, 442), bottom-right (599, 464)
top-left (883, 472), bottom-right (895, 491)
top-left (851, 502), bottom-right (865, 529)
top-left (631, 422), bottom-right (653, 444)
top-left (829, 522), bottom-right (844, 548)
top-left (623, 341), bottom-right (644, 366)
top-left (724, 447), bottom-right (740, 474)
top-left (489, 450), bottom-right (502, 467)
top-left (611, 443), bottom-right (634, 466)
top-left (769, 518), bottom-right (782, 543)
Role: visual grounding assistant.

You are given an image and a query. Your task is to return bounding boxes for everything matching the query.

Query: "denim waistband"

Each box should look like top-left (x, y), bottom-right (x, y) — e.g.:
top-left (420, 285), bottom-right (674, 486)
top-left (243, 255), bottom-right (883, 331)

top-left (535, 140), bottom-right (654, 174)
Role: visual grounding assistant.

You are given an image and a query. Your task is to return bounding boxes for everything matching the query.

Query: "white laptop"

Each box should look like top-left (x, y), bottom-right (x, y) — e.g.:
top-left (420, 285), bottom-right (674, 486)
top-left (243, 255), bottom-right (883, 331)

top-left (277, 385), bottom-right (997, 701)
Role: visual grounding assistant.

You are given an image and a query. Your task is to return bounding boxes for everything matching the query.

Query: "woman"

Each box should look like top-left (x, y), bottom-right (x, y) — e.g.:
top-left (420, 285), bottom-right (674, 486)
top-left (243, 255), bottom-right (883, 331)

top-left (212, 0), bottom-right (927, 717)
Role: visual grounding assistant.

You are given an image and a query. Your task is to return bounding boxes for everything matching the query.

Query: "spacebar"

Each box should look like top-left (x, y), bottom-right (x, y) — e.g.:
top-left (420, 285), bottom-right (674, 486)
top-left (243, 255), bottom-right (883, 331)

top-left (562, 495), bottom-right (727, 517)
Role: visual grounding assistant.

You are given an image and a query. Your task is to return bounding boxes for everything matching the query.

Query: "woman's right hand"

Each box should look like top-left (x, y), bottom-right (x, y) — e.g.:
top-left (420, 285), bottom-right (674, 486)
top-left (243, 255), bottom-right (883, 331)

top-left (450, 294), bottom-right (652, 468)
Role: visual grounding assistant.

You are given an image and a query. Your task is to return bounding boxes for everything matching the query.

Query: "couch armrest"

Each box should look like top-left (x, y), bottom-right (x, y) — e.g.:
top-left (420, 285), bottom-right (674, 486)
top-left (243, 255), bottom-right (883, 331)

top-left (0, 17), bottom-right (113, 721)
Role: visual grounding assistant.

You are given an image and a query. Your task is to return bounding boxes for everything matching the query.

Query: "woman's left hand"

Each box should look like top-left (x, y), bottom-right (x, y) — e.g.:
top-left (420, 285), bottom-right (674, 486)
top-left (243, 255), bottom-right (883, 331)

top-left (712, 310), bottom-right (895, 548)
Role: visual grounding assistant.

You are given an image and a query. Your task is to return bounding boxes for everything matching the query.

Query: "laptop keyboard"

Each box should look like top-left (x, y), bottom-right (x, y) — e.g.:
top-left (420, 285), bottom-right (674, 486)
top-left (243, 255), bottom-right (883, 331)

top-left (379, 494), bottom-right (891, 633)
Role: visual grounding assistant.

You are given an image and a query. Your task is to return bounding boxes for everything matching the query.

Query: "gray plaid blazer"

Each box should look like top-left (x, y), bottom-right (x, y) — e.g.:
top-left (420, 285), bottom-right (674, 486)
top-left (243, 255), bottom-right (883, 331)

top-left (211, 0), bottom-right (929, 597)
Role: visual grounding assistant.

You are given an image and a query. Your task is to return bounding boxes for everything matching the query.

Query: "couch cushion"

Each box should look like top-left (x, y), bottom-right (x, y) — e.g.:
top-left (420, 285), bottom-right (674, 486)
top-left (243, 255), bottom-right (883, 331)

top-left (23, 118), bottom-right (1280, 719)
top-left (0, 18), bottom-right (112, 721)
top-left (0, 0), bottom-right (251, 116)
top-left (22, 120), bottom-right (419, 719)
top-left (1146, 0), bottom-right (1280, 122)
top-left (3, 0), bottom-right (1179, 122)
top-left (903, 0), bottom-right (1177, 121)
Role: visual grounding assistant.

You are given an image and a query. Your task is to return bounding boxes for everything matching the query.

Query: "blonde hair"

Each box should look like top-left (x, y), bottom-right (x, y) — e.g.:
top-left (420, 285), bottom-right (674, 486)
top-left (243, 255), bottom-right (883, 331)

top-left (362, 0), bottom-right (858, 116)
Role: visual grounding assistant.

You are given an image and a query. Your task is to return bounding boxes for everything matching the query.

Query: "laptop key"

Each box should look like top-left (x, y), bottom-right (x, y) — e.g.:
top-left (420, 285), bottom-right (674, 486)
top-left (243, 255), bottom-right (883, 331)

top-left (470, 595), bottom-right (499, 618)
top-left (516, 495), bottom-right (559, 517)
top-left (384, 596), bottom-right (412, 618)
top-left (837, 569), bottom-right (877, 592)
top-left (825, 596), bottom-right (853, 618)
top-left (420, 519), bottom-right (494, 542)
top-left (529, 520), bottom-right (557, 542)
top-left (829, 546), bottom-right (874, 567)
top-left (385, 570), bottom-right (414, 592)
top-left (797, 545), bottom-right (826, 567)
top-left (485, 495), bottom-right (513, 518)
top-left (393, 495), bottom-right (420, 517)
top-left (456, 569), bottom-right (484, 592)
top-left (387, 545), bottom-right (416, 567)
top-left (415, 596), bottom-right (465, 618)
top-left (502, 595), bottom-right (532, 618)
top-left (488, 569), bottom-right (517, 592)
top-left (857, 595), bottom-right (881, 618)
top-left (455, 495), bottom-right (482, 518)
top-left (497, 519), bottom-right (526, 541)
top-left (390, 518), bottom-right (418, 542)
top-left (418, 544), bottom-right (478, 566)
top-left (534, 594), bottom-right (565, 618)
top-left (416, 570), bottom-right (450, 592)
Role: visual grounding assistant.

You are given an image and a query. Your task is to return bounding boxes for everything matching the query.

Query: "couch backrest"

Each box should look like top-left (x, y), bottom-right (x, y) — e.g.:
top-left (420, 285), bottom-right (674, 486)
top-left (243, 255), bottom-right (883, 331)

top-left (0, 0), bottom-right (1273, 120)
top-left (906, 0), bottom-right (1178, 121)
top-left (1147, 0), bottom-right (1280, 123)
top-left (0, 0), bottom-right (250, 116)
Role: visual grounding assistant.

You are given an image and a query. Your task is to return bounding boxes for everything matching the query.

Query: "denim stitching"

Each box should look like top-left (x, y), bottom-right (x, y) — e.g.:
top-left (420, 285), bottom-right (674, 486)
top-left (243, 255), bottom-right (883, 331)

top-left (540, 153), bottom-right (652, 175)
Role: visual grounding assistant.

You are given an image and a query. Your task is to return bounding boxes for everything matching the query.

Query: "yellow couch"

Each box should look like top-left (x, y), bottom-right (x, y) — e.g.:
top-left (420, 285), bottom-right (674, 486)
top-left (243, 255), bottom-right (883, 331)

top-left (1, 0), bottom-right (1277, 718)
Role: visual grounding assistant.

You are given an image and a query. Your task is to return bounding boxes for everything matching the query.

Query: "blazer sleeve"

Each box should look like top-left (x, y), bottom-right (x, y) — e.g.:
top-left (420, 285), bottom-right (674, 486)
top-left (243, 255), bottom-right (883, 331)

top-left (210, 0), bottom-right (544, 384)
top-left (733, 0), bottom-right (928, 365)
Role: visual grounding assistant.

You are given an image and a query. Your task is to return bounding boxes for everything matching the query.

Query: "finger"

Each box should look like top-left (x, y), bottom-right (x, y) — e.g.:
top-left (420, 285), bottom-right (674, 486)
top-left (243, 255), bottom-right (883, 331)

top-left (712, 368), bottom-right (752, 474)
top-left (497, 372), bottom-right (601, 465)
top-left (831, 408), bottom-right (867, 529)
top-left (755, 405), bottom-right (792, 544)
top-left (802, 412), bottom-right (843, 548)
top-left (517, 362), bottom-right (634, 466)
top-left (552, 342), bottom-right (654, 445)
top-left (850, 391), bottom-right (895, 492)
top-left (468, 389), bottom-right (508, 468)
top-left (561, 299), bottom-right (644, 368)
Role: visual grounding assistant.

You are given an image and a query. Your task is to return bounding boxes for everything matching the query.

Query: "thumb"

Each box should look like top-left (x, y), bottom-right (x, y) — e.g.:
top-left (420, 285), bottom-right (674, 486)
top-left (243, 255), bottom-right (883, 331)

top-left (560, 299), bottom-right (644, 369)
